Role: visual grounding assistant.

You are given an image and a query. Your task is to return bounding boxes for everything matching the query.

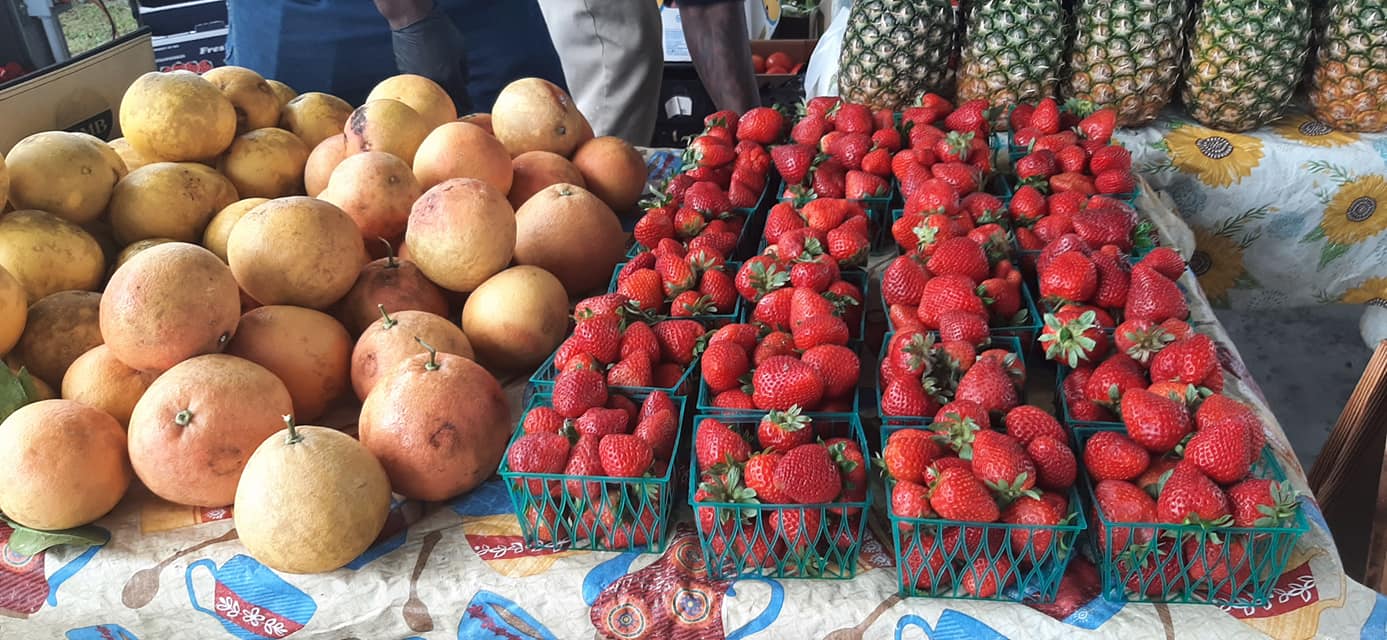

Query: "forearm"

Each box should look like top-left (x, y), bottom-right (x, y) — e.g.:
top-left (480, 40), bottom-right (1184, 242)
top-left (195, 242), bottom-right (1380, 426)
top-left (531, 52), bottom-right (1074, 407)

top-left (374, 0), bottom-right (472, 112)
top-left (374, 0), bottom-right (432, 30)
top-left (679, 1), bottom-right (760, 113)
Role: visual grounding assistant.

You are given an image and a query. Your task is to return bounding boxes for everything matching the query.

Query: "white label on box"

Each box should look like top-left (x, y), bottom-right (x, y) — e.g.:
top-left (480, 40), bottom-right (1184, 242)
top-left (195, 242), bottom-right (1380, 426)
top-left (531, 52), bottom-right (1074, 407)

top-left (664, 95), bottom-right (693, 119)
top-left (661, 7), bottom-right (690, 62)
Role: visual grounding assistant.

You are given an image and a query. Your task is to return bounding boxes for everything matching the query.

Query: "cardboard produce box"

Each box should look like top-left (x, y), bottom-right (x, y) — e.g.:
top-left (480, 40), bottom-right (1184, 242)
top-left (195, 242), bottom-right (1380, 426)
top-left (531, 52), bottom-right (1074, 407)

top-left (0, 29), bottom-right (155, 153)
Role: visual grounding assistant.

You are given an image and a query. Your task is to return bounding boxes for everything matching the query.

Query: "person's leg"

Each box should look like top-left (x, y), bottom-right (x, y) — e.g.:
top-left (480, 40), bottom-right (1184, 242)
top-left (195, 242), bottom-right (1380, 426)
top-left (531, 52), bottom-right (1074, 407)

top-left (441, 0), bottom-right (566, 113)
top-left (536, 0), bottom-right (662, 146)
top-left (679, 0), bottom-right (759, 113)
top-left (375, 0), bottom-right (472, 113)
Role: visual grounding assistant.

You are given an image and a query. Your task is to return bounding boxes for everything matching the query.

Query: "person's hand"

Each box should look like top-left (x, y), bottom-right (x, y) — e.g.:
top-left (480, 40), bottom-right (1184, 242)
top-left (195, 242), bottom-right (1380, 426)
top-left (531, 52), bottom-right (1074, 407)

top-left (375, 0), bottom-right (434, 30)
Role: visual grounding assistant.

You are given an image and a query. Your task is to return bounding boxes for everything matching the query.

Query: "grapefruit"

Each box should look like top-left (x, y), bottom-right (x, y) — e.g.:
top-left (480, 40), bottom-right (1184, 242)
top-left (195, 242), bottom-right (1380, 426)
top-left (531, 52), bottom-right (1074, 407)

top-left (225, 305), bottom-right (352, 422)
top-left (0, 150), bottom-right (7, 209)
top-left (202, 65), bottom-right (282, 133)
top-left (318, 151), bottom-right (421, 241)
top-left (490, 78), bottom-right (593, 157)
top-left (61, 344), bottom-right (159, 428)
top-left (12, 290), bottom-right (103, 387)
top-left (0, 210), bottom-right (104, 303)
top-left (343, 99), bottom-right (430, 164)
top-left (508, 151), bottom-right (585, 210)
top-left (413, 122), bottom-right (513, 193)
top-left (0, 265), bottom-right (26, 356)
top-left (217, 128), bottom-right (309, 198)
top-left (280, 92), bottom-right (354, 149)
top-left (266, 79), bottom-right (297, 107)
top-left (108, 138), bottom-right (156, 172)
top-left (405, 178), bottom-right (515, 293)
top-left (108, 162), bottom-right (240, 244)
top-left (234, 416), bottom-right (391, 574)
top-left (459, 113), bottom-right (493, 134)
top-left (101, 242), bottom-right (241, 372)
top-left (359, 340), bottom-right (510, 501)
top-left (513, 183), bottom-right (625, 296)
top-left (461, 266), bottom-right (568, 370)
top-left (305, 133), bottom-right (349, 197)
top-left (5, 131), bottom-right (126, 224)
top-left (128, 354), bottom-right (293, 507)
top-left (119, 70), bottom-right (236, 161)
top-left (203, 198), bottom-right (269, 262)
top-left (367, 74), bottom-right (457, 130)
top-left (571, 136), bottom-right (647, 214)
top-left (227, 197), bottom-right (368, 309)
top-left (113, 238), bottom-right (177, 273)
top-left (0, 399), bottom-right (131, 530)
top-left (350, 308), bottom-right (472, 400)
top-left (336, 243), bottom-right (450, 336)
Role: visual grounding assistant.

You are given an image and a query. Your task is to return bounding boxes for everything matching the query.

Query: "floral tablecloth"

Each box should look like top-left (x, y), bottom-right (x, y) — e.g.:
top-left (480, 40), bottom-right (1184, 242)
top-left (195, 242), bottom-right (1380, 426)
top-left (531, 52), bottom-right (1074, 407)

top-left (3, 154), bottom-right (1387, 640)
top-left (1119, 111), bottom-right (1387, 312)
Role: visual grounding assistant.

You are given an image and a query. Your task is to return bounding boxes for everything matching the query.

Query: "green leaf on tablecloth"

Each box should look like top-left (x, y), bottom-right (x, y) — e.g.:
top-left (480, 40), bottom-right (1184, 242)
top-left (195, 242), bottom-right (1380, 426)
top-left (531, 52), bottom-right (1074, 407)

top-left (1302, 225), bottom-right (1326, 244)
top-left (1319, 241), bottom-right (1350, 269)
top-left (1236, 272), bottom-right (1261, 290)
top-left (0, 367), bottom-right (39, 423)
top-left (0, 514), bottom-right (108, 556)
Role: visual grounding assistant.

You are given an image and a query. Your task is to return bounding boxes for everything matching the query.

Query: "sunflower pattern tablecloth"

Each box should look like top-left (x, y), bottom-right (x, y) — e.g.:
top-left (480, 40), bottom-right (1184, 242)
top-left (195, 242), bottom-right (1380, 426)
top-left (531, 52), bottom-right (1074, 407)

top-left (1118, 112), bottom-right (1387, 311)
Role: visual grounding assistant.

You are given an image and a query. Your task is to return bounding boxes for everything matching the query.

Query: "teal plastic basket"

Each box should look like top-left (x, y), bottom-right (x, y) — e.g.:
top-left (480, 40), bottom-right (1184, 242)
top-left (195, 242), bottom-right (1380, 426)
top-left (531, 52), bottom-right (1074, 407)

top-left (626, 167), bottom-right (774, 258)
top-left (498, 391), bottom-right (688, 553)
top-left (606, 261), bottom-right (745, 325)
top-left (736, 269), bottom-right (870, 343)
top-left (1053, 365), bottom-right (1123, 430)
top-left (1073, 427), bottom-right (1309, 606)
top-left (526, 342), bottom-right (699, 401)
top-left (772, 176), bottom-right (899, 252)
top-left (687, 413), bottom-right (872, 579)
top-left (877, 268), bottom-right (1040, 349)
top-left (695, 342), bottom-right (864, 419)
top-left (875, 333), bottom-right (1027, 427)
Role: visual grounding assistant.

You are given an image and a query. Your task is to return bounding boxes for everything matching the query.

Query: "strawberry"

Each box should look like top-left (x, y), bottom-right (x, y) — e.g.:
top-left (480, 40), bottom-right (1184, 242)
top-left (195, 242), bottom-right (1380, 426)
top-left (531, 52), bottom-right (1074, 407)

top-left (1149, 333), bottom-right (1217, 386)
top-left (1039, 307), bottom-right (1111, 367)
top-left (607, 355), bottom-right (654, 387)
top-left (634, 209), bottom-right (675, 249)
top-left (728, 181), bottom-right (759, 208)
top-left (1003, 405), bottom-right (1066, 445)
top-left (801, 344), bottom-right (860, 399)
top-left (653, 319), bottom-right (705, 365)
top-left (757, 406), bottom-right (814, 453)
top-left (970, 430), bottom-right (1038, 499)
top-left (1089, 249), bottom-right (1131, 309)
top-left (943, 99), bottom-right (990, 135)
top-left (917, 274), bottom-right (987, 329)
top-left (570, 314), bottom-right (623, 364)
top-left (702, 340), bottom-right (750, 393)
top-left (870, 127), bottom-right (902, 151)
top-left (561, 435), bottom-right (606, 503)
top-left (522, 406), bottom-right (565, 435)
top-left (882, 429), bottom-right (944, 483)
top-left (881, 255), bottom-right (930, 306)
top-left (686, 135), bottom-right (735, 167)
top-left (811, 162), bottom-right (847, 198)
top-left (699, 268), bottom-right (738, 312)
top-left (1050, 172), bottom-right (1097, 196)
top-left (1083, 431), bottom-right (1150, 481)
top-left (736, 107), bottom-right (784, 144)
top-left (977, 278), bottom-right (1022, 321)
top-left (553, 368), bottom-right (608, 418)
top-left (1003, 495), bottom-right (1063, 559)
top-left (1094, 169), bottom-right (1135, 195)
top-left (1089, 145), bottom-right (1132, 174)
top-left (954, 358), bottom-right (1020, 417)
top-left (507, 432), bottom-right (570, 494)
top-left (892, 480), bottom-right (933, 520)
top-left (576, 406), bottom-right (632, 439)
top-left (690, 229), bottom-right (738, 258)
top-left (774, 443), bottom-right (843, 503)
top-left (1073, 207), bottom-right (1136, 251)
top-left (926, 237), bottom-right (991, 283)
top-left (1156, 463), bottom-right (1230, 525)
top-left (833, 132), bottom-right (873, 169)
top-left (772, 507), bottom-right (824, 555)
top-left (1121, 389), bottom-right (1192, 454)
top-left (1027, 436), bottom-right (1077, 491)
top-left (1196, 394), bottom-right (1266, 457)
top-left (845, 170), bottom-right (889, 198)
top-left (712, 389), bottom-right (756, 410)
top-left (929, 467), bottom-right (1000, 522)
top-left (771, 143), bottom-right (818, 186)
top-left (1227, 478), bottom-right (1298, 528)
top-left (1078, 108), bottom-right (1117, 144)
top-left (1030, 98), bottom-right (1061, 134)
top-left (881, 378), bottom-right (936, 417)
top-left (937, 310), bottom-right (990, 346)
top-left (832, 102), bottom-right (874, 133)
top-left (1093, 479), bottom-right (1158, 550)
top-left (1126, 264), bottom-right (1188, 324)
top-left (656, 254), bottom-right (697, 297)
top-left (618, 268), bottom-right (666, 312)
top-left (1139, 246), bottom-right (1187, 280)
top-left (746, 451), bottom-right (788, 503)
top-left (684, 181), bottom-right (732, 215)
top-left (1015, 150), bottom-right (1059, 183)
top-left (1040, 251), bottom-right (1099, 303)
top-left (695, 418), bottom-right (751, 468)
top-left (753, 330), bottom-right (796, 365)
top-left (1083, 354), bottom-right (1147, 407)
top-left (826, 227), bottom-right (869, 267)
top-left (791, 114), bottom-right (831, 145)
top-left (618, 321), bottom-right (660, 363)
top-left (1009, 102), bottom-right (1036, 131)
top-left (1184, 421), bottom-right (1252, 484)
top-left (599, 433), bottom-right (653, 477)
top-left (633, 409), bottom-right (678, 460)
top-left (751, 355), bottom-right (824, 411)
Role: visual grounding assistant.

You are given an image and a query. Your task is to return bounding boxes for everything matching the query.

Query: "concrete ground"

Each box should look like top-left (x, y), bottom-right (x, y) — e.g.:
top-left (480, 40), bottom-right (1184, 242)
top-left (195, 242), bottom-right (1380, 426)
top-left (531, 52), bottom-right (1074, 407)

top-left (1214, 304), bottom-right (1371, 471)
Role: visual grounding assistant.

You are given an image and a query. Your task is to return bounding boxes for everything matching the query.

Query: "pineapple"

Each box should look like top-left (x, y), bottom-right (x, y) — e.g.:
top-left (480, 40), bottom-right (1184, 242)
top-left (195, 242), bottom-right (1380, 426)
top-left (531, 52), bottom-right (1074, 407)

top-left (838, 0), bottom-right (959, 110)
top-left (1309, 0), bottom-right (1387, 132)
top-left (1064, 0), bottom-right (1191, 127)
top-left (1181, 0), bottom-right (1312, 133)
top-left (956, 0), bottom-right (1067, 129)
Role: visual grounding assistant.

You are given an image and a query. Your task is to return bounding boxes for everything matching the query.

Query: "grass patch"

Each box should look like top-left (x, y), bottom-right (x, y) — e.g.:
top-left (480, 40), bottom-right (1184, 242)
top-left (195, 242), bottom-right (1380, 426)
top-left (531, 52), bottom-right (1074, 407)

top-left (58, 0), bottom-right (140, 57)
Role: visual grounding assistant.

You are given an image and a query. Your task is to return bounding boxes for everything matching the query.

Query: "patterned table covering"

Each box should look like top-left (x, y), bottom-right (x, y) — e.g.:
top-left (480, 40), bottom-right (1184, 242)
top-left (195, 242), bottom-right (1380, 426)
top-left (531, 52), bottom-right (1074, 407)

top-left (4, 152), bottom-right (1387, 640)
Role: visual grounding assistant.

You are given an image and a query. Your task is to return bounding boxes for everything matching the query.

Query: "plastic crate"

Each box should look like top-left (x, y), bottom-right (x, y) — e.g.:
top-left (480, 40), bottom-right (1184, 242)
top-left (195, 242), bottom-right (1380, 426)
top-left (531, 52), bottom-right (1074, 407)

top-left (696, 341), bottom-right (864, 419)
top-left (876, 333), bottom-right (1027, 427)
top-left (887, 479), bottom-right (1085, 601)
top-left (1053, 363), bottom-right (1124, 430)
top-left (878, 271), bottom-right (1040, 347)
top-left (497, 392), bottom-right (688, 553)
top-left (627, 171), bottom-right (773, 258)
top-left (528, 345), bottom-right (699, 400)
top-left (1073, 427), bottom-right (1308, 606)
top-left (741, 269), bottom-right (870, 340)
top-left (772, 177), bottom-right (899, 252)
top-left (606, 261), bottom-right (744, 326)
top-left (688, 413), bottom-right (872, 579)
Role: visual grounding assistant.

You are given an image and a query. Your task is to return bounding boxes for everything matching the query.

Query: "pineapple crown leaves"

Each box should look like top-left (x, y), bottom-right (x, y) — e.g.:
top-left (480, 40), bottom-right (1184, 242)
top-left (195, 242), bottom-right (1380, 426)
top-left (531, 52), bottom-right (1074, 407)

top-left (1255, 480), bottom-right (1303, 528)
top-left (767, 405), bottom-right (811, 433)
top-left (986, 473), bottom-right (1041, 507)
top-left (1039, 311), bottom-right (1100, 368)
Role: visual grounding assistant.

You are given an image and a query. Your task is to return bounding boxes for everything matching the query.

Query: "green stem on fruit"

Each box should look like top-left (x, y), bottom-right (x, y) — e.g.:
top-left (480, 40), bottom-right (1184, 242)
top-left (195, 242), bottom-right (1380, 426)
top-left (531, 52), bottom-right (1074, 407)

top-left (377, 237), bottom-right (398, 269)
top-left (415, 337), bottom-right (440, 371)
top-left (282, 415), bottom-right (302, 445)
top-left (174, 409), bottom-right (193, 427)
top-left (378, 304), bottom-right (397, 330)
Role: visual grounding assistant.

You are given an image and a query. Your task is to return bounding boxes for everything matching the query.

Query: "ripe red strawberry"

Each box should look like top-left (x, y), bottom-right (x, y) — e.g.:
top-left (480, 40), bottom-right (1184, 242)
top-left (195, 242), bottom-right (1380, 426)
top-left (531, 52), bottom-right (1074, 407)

top-left (1139, 246), bottom-right (1187, 280)
top-left (1027, 436), bottom-right (1077, 491)
top-left (736, 107), bottom-right (784, 144)
top-left (753, 330), bottom-right (796, 365)
top-left (701, 340), bottom-right (750, 394)
top-left (937, 310), bottom-right (990, 346)
top-left (870, 127), bottom-right (902, 151)
top-left (728, 181), bottom-right (759, 208)
top-left (1149, 333), bottom-right (1217, 386)
top-left (926, 237), bottom-right (990, 283)
top-left (695, 418), bottom-right (751, 469)
top-left (1089, 144), bottom-right (1132, 174)
top-left (757, 406), bottom-right (814, 452)
top-left (599, 434), bottom-right (653, 477)
top-left (634, 209), bottom-right (675, 249)
top-left (1094, 169), bottom-right (1135, 195)
top-left (860, 147), bottom-right (893, 177)
top-left (892, 480), bottom-right (933, 520)
top-left (1039, 307), bottom-right (1112, 367)
top-left (881, 378), bottom-right (936, 418)
top-left (811, 162), bottom-right (847, 198)
top-left (960, 554), bottom-right (1012, 598)
top-left (845, 170), bottom-right (889, 198)
top-left (751, 355), bottom-right (824, 411)
top-left (1156, 463), bottom-right (1231, 525)
top-left (1008, 185), bottom-right (1047, 224)
top-left (1185, 421), bottom-right (1252, 484)
top-left (553, 368), bottom-right (608, 418)
top-left (561, 435), bottom-right (606, 503)
top-left (652, 319), bottom-right (705, 365)
top-left (1078, 108), bottom-right (1117, 144)
top-left (686, 135), bottom-right (736, 167)
top-left (791, 114), bottom-right (831, 145)
top-left (1050, 172), bottom-right (1096, 196)
top-left (772, 507), bottom-right (824, 555)
top-left (801, 344), bottom-right (860, 399)
top-left (607, 355), bottom-right (654, 387)
top-left (1083, 431), bottom-right (1150, 481)
top-left (774, 443), bottom-right (843, 504)
top-left (881, 255), bottom-right (930, 306)
top-left (1029, 98), bottom-right (1061, 134)
top-left (771, 143), bottom-right (818, 186)
top-left (917, 274), bottom-right (987, 329)
top-left (699, 268), bottom-right (738, 312)
top-left (976, 279), bottom-right (1021, 322)
top-left (832, 102), bottom-right (873, 133)
top-left (792, 313), bottom-right (850, 350)
top-left (1089, 249), bottom-right (1131, 309)
top-left (932, 161), bottom-right (981, 193)
top-left (1056, 145), bottom-right (1089, 174)
top-left (689, 230), bottom-right (738, 257)
top-left (746, 451), bottom-right (788, 503)
top-left (1083, 354), bottom-right (1147, 407)
top-left (943, 99), bottom-right (990, 135)
top-left (833, 132), bottom-right (873, 169)
top-left (575, 406), bottom-right (631, 439)
top-left (712, 389), bottom-right (756, 410)
top-left (970, 430), bottom-right (1037, 498)
top-left (954, 358), bottom-right (1020, 417)
top-left (618, 321), bottom-right (660, 364)
top-left (1094, 479), bottom-right (1157, 550)
top-left (929, 467), bottom-right (1000, 522)
top-left (522, 406), bottom-right (565, 435)
top-left (1003, 405), bottom-right (1066, 445)
top-left (1196, 394), bottom-right (1266, 457)
top-left (633, 408), bottom-right (678, 460)
top-left (1003, 495), bottom-right (1063, 559)
top-left (882, 429), bottom-right (944, 484)
top-left (618, 268), bottom-right (666, 312)
top-left (1227, 478), bottom-right (1298, 528)
top-left (1040, 251), bottom-right (1099, 303)
top-left (656, 254), bottom-right (697, 297)
top-left (1015, 150), bottom-right (1059, 183)
top-left (708, 322), bottom-right (758, 353)
top-left (826, 227), bottom-right (869, 267)
top-left (570, 314), bottom-right (623, 364)
top-left (1121, 389), bottom-right (1192, 454)
top-left (1126, 264), bottom-right (1188, 324)
top-left (507, 431), bottom-right (569, 474)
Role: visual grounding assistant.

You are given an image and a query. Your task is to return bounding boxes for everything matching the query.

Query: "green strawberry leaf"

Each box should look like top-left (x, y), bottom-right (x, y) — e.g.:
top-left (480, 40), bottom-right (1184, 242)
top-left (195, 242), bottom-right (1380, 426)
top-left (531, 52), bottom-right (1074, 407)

top-left (0, 367), bottom-right (38, 423)
top-left (0, 514), bottom-right (108, 556)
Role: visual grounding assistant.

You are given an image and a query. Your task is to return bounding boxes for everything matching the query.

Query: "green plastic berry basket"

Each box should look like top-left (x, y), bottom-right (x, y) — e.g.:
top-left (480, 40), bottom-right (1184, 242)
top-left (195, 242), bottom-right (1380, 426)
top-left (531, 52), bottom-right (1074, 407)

top-left (606, 261), bottom-right (745, 327)
top-left (876, 265), bottom-right (1040, 350)
top-left (771, 175), bottom-right (901, 253)
top-left (1072, 427), bottom-right (1309, 606)
top-left (687, 412), bottom-right (873, 580)
top-left (999, 173), bottom-right (1143, 209)
top-left (695, 341), bottom-right (865, 420)
top-left (498, 391), bottom-right (688, 554)
top-left (1053, 365), bottom-right (1127, 431)
top-left (875, 332), bottom-right (1027, 428)
top-left (525, 345), bottom-right (700, 406)
top-left (627, 165), bottom-right (775, 259)
top-left (886, 481), bottom-right (1086, 602)
top-left (735, 269), bottom-right (870, 343)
